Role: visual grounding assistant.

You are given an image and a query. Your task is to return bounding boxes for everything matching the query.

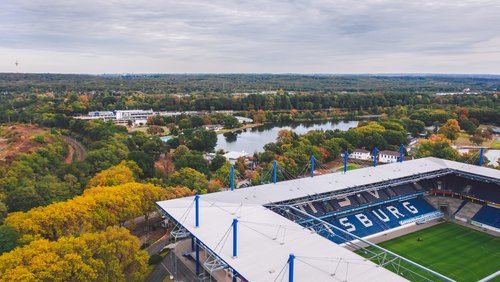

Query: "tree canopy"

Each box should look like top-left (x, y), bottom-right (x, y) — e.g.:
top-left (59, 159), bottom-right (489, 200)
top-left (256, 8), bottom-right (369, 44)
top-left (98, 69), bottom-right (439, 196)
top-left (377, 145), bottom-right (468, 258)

top-left (0, 227), bottom-right (148, 282)
top-left (5, 183), bottom-right (192, 242)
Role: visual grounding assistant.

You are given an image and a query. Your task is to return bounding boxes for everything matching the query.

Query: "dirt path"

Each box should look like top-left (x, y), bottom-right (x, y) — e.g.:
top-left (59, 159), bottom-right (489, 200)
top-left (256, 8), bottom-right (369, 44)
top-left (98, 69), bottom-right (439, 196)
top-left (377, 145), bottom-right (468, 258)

top-left (63, 144), bottom-right (74, 164)
top-left (59, 136), bottom-right (87, 162)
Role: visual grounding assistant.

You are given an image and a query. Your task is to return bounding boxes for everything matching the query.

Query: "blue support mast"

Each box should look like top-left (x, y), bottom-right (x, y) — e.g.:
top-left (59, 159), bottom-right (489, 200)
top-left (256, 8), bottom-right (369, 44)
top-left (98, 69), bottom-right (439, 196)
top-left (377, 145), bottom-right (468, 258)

top-left (479, 147), bottom-right (484, 166)
top-left (373, 147), bottom-right (378, 167)
top-left (230, 166), bottom-right (235, 191)
top-left (232, 218), bottom-right (238, 258)
top-left (343, 150), bottom-right (348, 173)
top-left (288, 253), bottom-right (295, 282)
top-left (195, 194), bottom-right (200, 228)
top-left (311, 155), bottom-right (315, 178)
top-left (399, 144), bottom-right (404, 163)
top-left (273, 160), bottom-right (277, 184)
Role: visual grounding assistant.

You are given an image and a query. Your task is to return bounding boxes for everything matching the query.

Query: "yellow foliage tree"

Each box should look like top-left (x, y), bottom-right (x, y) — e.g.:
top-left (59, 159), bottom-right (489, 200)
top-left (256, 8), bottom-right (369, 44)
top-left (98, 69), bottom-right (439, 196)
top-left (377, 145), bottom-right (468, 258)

top-left (87, 160), bottom-right (141, 188)
top-left (6, 183), bottom-right (192, 242)
top-left (354, 122), bottom-right (386, 135)
top-left (0, 227), bottom-right (148, 282)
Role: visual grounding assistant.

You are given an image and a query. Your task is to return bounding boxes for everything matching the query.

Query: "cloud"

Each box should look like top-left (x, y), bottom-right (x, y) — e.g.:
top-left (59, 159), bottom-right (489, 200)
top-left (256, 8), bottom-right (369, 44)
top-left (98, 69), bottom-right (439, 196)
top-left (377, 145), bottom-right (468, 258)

top-left (0, 0), bottom-right (499, 73)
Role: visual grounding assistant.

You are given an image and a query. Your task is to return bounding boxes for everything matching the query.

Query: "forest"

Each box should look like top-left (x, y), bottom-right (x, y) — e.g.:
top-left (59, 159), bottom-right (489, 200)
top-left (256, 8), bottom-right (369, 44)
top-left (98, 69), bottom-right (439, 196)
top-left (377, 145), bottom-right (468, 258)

top-left (1, 73), bottom-right (500, 94)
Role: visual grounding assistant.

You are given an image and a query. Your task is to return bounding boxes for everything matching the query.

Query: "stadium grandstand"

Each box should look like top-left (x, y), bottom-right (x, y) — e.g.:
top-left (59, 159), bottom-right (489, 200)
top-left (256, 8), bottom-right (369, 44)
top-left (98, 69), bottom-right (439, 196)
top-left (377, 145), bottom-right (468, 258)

top-left (156, 157), bottom-right (500, 282)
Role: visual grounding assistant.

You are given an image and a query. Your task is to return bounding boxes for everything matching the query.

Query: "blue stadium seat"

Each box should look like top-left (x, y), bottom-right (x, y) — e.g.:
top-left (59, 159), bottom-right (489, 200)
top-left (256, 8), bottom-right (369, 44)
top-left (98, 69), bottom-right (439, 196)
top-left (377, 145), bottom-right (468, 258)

top-left (416, 175), bottom-right (500, 204)
top-left (472, 205), bottom-right (500, 229)
top-left (308, 197), bottom-right (440, 243)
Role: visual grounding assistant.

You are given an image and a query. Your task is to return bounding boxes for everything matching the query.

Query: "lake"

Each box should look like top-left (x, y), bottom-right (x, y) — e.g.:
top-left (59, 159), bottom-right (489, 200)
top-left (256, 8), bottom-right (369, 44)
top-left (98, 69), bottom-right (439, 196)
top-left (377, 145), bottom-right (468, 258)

top-left (216, 120), bottom-right (359, 153)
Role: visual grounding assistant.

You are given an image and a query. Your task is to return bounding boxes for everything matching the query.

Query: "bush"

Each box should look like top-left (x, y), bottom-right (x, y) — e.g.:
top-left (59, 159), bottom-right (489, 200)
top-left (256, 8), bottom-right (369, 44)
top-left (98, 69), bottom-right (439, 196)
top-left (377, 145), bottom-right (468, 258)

top-left (148, 253), bottom-right (163, 265)
top-left (33, 135), bottom-right (45, 143)
top-left (140, 242), bottom-right (151, 250)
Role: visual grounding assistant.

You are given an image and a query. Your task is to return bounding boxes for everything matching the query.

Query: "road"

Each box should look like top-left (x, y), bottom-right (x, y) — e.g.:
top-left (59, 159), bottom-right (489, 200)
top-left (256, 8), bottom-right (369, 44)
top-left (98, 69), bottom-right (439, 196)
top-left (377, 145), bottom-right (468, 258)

top-left (59, 135), bottom-right (86, 162)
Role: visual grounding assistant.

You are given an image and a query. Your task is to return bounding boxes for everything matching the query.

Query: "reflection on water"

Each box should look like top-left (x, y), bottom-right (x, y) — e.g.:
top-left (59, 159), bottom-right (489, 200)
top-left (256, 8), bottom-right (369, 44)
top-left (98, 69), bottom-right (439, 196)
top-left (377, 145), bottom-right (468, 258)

top-left (216, 120), bottom-right (359, 153)
top-left (223, 132), bottom-right (238, 143)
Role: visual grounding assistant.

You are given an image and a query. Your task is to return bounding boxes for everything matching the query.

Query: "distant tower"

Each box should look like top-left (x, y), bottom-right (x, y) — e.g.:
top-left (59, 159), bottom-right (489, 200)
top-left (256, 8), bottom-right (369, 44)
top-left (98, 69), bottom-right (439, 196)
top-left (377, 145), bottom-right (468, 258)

top-left (15, 60), bottom-right (19, 73)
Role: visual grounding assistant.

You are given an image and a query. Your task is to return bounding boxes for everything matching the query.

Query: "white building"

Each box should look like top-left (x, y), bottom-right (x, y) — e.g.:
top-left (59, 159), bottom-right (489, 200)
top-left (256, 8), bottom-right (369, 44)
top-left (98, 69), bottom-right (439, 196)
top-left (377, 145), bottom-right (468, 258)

top-left (115, 109), bottom-right (154, 121)
top-left (81, 110), bottom-right (154, 122)
top-left (379, 150), bottom-right (400, 163)
top-left (234, 116), bottom-right (253, 124)
top-left (224, 151), bottom-right (249, 165)
top-left (349, 149), bottom-right (371, 160)
top-left (87, 111), bottom-right (116, 121)
top-left (205, 124), bottom-right (224, 131)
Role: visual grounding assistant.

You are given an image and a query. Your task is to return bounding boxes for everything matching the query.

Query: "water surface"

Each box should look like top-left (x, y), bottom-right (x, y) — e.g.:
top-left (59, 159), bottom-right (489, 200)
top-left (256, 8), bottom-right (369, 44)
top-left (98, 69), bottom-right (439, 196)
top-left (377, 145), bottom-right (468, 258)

top-left (216, 120), bottom-right (359, 153)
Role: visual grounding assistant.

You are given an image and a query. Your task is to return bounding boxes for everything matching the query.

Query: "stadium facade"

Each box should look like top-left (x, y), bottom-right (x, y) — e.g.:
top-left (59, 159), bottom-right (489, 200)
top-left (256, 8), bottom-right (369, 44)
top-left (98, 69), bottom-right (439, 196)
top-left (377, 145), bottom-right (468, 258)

top-left (157, 157), bottom-right (500, 282)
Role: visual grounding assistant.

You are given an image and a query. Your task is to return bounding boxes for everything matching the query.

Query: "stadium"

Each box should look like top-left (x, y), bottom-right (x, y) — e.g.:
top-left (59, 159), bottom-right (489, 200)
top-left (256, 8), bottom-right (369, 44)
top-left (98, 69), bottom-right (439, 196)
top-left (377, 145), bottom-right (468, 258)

top-left (157, 157), bottom-right (500, 282)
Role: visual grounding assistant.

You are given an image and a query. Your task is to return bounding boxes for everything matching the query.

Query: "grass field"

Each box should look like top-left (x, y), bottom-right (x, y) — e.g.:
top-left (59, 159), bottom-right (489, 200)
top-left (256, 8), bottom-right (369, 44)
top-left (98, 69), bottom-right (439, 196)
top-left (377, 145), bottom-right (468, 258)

top-left (361, 222), bottom-right (500, 282)
top-left (491, 140), bottom-right (500, 149)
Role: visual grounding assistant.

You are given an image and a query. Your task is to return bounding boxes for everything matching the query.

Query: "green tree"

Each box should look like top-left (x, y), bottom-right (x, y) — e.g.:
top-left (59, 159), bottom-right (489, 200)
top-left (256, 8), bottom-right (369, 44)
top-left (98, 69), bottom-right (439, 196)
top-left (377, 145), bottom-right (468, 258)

top-left (169, 168), bottom-right (209, 193)
top-left (179, 118), bottom-right (192, 129)
top-left (0, 201), bottom-right (7, 225)
top-left (223, 116), bottom-right (239, 129)
top-left (210, 154), bottom-right (227, 171)
top-left (173, 151), bottom-right (210, 175)
top-left (213, 163), bottom-right (237, 187)
top-left (128, 152), bottom-right (155, 178)
top-left (187, 129), bottom-right (217, 152)
top-left (415, 135), bottom-right (460, 160)
top-left (0, 225), bottom-right (18, 255)
top-left (402, 118), bottom-right (425, 137)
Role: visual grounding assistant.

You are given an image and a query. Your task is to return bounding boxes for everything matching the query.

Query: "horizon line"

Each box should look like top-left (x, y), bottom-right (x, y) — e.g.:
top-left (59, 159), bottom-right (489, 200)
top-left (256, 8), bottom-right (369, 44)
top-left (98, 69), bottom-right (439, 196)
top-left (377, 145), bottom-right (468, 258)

top-left (2, 72), bottom-right (500, 77)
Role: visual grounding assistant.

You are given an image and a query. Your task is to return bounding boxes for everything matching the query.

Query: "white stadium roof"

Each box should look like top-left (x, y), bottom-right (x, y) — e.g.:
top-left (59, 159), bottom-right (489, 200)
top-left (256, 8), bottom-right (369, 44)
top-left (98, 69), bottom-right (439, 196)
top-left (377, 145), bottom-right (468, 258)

top-left (157, 157), bottom-right (500, 282)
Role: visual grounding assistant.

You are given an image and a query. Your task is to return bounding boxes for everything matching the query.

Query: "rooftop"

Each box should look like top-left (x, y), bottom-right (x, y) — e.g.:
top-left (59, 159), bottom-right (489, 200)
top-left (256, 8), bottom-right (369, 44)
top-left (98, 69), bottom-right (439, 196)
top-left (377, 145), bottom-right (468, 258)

top-left (157, 158), bottom-right (500, 281)
top-left (379, 150), bottom-right (400, 156)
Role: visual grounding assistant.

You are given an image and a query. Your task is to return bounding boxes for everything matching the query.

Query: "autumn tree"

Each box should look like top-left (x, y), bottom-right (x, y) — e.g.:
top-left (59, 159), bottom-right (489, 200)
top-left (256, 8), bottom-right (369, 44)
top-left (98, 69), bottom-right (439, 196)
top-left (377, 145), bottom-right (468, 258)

top-left (147, 125), bottom-right (164, 135)
top-left (470, 133), bottom-right (484, 146)
top-left (0, 227), bottom-right (148, 282)
top-left (438, 119), bottom-right (461, 140)
top-left (87, 160), bottom-right (141, 188)
top-left (277, 129), bottom-right (294, 145)
top-left (5, 183), bottom-right (192, 242)
top-left (414, 135), bottom-right (460, 160)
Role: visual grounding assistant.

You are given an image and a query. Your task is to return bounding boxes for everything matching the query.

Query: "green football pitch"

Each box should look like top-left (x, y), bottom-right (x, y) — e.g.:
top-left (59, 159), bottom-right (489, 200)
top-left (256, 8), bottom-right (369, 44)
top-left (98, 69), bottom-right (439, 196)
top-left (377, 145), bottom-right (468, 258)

top-left (360, 222), bottom-right (500, 282)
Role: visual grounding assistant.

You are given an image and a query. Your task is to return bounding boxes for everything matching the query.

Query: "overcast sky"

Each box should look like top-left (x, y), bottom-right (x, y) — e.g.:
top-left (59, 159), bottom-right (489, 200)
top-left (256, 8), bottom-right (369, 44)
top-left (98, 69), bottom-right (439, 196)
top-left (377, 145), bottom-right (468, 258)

top-left (1, 0), bottom-right (500, 74)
